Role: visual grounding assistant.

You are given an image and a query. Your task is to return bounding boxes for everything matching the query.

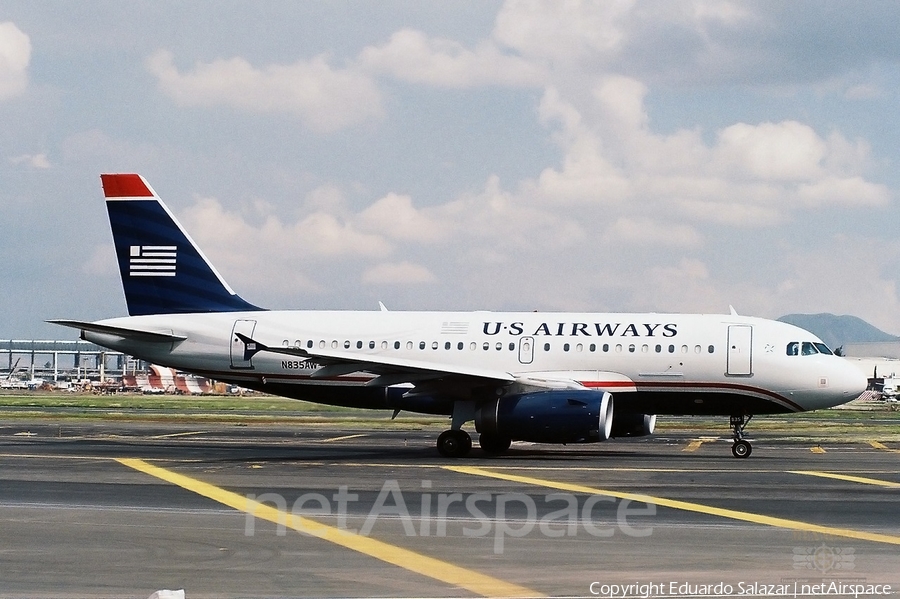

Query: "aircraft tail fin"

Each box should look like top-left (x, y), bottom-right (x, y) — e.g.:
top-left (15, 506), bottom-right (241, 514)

top-left (102, 174), bottom-right (262, 316)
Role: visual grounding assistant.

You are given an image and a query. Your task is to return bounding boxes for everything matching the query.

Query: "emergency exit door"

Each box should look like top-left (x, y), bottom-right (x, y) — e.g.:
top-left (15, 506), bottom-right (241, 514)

top-left (726, 325), bottom-right (752, 376)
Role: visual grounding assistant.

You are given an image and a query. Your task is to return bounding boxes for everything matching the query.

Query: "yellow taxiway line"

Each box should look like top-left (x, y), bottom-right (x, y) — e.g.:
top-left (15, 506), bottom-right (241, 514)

top-left (789, 470), bottom-right (900, 489)
top-left (870, 441), bottom-right (900, 453)
top-left (445, 465), bottom-right (900, 547)
top-left (116, 458), bottom-right (541, 598)
top-left (320, 433), bottom-right (368, 443)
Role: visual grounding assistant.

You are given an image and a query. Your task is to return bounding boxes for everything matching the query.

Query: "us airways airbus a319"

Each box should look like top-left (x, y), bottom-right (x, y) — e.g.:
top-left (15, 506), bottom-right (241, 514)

top-left (51, 174), bottom-right (866, 458)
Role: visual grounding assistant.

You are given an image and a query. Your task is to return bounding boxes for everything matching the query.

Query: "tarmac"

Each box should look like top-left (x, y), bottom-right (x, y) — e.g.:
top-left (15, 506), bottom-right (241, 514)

top-left (0, 419), bottom-right (898, 598)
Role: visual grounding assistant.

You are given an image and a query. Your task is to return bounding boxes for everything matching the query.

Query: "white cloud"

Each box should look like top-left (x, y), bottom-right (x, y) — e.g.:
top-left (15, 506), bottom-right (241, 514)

top-left (358, 28), bottom-right (543, 88)
top-left (0, 21), bottom-right (30, 100)
top-left (146, 50), bottom-right (383, 132)
top-left (362, 261), bottom-right (436, 285)
top-left (493, 0), bottom-right (633, 64)
top-left (357, 192), bottom-right (446, 243)
top-left (9, 153), bottom-right (50, 168)
top-left (713, 121), bottom-right (826, 182)
top-left (606, 217), bottom-right (701, 247)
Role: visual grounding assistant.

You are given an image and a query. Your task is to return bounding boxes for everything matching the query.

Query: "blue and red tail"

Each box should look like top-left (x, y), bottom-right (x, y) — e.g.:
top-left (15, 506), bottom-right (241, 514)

top-left (102, 174), bottom-right (262, 316)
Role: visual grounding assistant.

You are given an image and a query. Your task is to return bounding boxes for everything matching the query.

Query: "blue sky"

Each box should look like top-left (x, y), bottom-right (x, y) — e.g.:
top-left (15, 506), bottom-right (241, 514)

top-left (2, 1), bottom-right (900, 339)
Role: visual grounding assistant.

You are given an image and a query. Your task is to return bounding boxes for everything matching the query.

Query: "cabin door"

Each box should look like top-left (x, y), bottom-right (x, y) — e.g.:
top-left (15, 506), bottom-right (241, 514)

top-left (726, 325), bottom-right (752, 376)
top-left (230, 319), bottom-right (257, 369)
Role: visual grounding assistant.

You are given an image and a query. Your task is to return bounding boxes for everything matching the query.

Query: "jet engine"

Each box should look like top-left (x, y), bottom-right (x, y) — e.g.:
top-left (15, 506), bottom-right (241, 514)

top-left (474, 389), bottom-right (613, 444)
top-left (610, 413), bottom-right (656, 438)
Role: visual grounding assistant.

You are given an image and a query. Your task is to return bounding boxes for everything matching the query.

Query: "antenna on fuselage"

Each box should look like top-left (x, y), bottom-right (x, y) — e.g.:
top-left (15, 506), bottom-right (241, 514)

top-left (729, 305), bottom-right (739, 316)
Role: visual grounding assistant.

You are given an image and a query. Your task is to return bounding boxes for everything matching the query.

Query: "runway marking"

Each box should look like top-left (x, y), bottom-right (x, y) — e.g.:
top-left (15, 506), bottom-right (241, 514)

top-left (115, 458), bottom-right (540, 598)
top-left (683, 440), bottom-right (703, 452)
top-left (149, 431), bottom-right (206, 439)
top-left (810, 446), bottom-right (827, 454)
top-left (789, 470), bottom-right (900, 489)
top-left (682, 437), bottom-right (718, 452)
top-left (445, 466), bottom-right (900, 547)
top-left (870, 441), bottom-right (900, 453)
top-left (320, 434), bottom-right (368, 443)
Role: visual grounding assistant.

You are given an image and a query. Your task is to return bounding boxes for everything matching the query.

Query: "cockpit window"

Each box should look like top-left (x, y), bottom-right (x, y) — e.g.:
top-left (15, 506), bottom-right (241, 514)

top-left (814, 342), bottom-right (833, 356)
top-left (786, 342), bottom-right (799, 356)
top-left (801, 341), bottom-right (819, 356)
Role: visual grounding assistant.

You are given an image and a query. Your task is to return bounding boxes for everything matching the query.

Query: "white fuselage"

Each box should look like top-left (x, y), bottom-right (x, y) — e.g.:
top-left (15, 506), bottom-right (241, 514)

top-left (84, 310), bottom-right (866, 416)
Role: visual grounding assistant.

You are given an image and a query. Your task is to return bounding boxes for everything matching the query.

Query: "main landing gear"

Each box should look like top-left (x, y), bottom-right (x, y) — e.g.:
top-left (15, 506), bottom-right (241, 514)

top-left (436, 429), bottom-right (472, 457)
top-left (730, 414), bottom-right (753, 458)
top-left (436, 430), bottom-right (512, 457)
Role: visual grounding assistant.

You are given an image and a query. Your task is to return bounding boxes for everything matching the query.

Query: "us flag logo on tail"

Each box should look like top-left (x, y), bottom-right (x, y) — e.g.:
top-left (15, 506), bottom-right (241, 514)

top-left (129, 245), bottom-right (177, 277)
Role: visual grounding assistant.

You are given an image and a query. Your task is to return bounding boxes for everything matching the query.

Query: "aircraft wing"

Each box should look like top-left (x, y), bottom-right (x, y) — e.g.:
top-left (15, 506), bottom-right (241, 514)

top-left (237, 334), bottom-right (517, 386)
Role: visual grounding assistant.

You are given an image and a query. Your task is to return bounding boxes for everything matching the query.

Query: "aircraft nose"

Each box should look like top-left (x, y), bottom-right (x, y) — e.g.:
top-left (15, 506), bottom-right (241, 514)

top-left (837, 360), bottom-right (868, 401)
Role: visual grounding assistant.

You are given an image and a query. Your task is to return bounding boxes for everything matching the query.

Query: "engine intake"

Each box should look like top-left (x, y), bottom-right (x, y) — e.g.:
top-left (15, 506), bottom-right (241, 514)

top-left (474, 389), bottom-right (613, 444)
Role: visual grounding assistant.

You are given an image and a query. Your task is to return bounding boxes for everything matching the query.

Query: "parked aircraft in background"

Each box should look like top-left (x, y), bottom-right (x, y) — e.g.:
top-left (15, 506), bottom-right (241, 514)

top-left (51, 174), bottom-right (867, 458)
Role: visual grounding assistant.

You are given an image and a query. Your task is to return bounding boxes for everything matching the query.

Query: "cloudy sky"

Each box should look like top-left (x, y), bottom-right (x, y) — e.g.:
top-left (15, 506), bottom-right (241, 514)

top-left (2, 1), bottom-right (900, 339)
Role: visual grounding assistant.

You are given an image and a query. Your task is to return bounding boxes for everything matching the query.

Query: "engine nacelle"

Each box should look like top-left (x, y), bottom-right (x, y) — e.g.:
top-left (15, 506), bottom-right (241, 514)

top-left (474, 390), bottom-right (614, 444)
top-left (610, 413), bottom-right (656, 438)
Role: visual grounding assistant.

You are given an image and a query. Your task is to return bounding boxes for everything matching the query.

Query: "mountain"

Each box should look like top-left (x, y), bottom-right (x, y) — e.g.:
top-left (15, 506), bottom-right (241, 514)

top-left (777, 313), bottom-right (899, 350)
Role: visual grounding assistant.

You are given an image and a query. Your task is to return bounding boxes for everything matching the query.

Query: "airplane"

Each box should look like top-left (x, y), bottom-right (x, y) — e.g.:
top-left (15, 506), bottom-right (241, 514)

top-left (50, 174), bottom-right (867, 458)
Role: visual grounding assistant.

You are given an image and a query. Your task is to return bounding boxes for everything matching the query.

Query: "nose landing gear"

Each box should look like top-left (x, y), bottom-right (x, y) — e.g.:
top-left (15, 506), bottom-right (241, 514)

top-left (730, 414), bottom-right (752, 458)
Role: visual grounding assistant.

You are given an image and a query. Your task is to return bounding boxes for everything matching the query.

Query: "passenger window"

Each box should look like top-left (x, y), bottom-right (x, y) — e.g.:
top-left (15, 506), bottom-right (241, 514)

top-left (708, 345), bottom-right (714, 354)
top-left (483, 342), bottom-right (490, 350)
top-left (603, 344), bottom-right (609, 352)
top-left (641, 344), bottom-right (648, 353)
top-left (444, 342), bottom-right (451, 350)
top-left (655, 344), bottom-right (662, 353)
top-left (406, 341), bottom-right (413, 350)
top-left (576, 343), bottom-right (583, 352)
top-left (470, 342), bottom-right (476, 350)
top-left (458, 342), bottom-right (464, 350)
top-left (381, 341), bottom-right (388, 349)
top-left (509, 343), bottom-right (515, 351)
top-left (419, 341), bottom-right (426, 350)
top-left (615, 344), bottom-right (623, 353)
top-left (495, 342), bottom-right (502, 351)
top-left (331, 340), bottom-right (338, 349)
top-left (356, 341), bottom-right (363, 349)
top-left (544, 343), bottom-right (550, 351)
top-left (564, 343), bottom-right (570, 352)
top-left (394, 341), bottom-right (400, 350)
top-left (628, 344), bottom-right (635, 353)
top-left (344, 340), bottom-right (351, 349)
top-left (589, 344), bottom-right (596, 352)
top-left (369, 341), bottom-right (376, 349)
top-left (786, 342), bottom-right (799, 356)
top-left (432, 341), bottom-right (439, 350)
top-left (668, 344), bottom-right (675, 353)
top-left (307, 340), bottom-right (314, 349)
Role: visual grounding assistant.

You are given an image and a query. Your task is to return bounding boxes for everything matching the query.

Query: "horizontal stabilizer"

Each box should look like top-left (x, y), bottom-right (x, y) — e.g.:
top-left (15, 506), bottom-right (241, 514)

top-left (47, 319), bottom-right (187, 343)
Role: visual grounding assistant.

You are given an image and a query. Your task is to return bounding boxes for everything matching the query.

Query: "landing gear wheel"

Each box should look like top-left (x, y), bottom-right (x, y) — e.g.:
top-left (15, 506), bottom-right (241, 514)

top-left (731, 440), bottom-right (752, 458)
top-left (729, 414), bottom-right (753, 458)
top-left (437, 429), bottom-right (472, 458)
top-left (479, 433), bottom-right (512, 455)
